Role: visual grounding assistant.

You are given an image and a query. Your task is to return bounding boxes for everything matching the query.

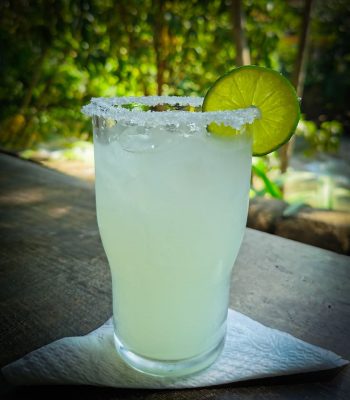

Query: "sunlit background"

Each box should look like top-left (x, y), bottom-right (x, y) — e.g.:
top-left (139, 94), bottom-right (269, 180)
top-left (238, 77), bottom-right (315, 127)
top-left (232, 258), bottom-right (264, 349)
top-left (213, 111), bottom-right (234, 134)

top-left (0, 0), bottom-right (349, 251)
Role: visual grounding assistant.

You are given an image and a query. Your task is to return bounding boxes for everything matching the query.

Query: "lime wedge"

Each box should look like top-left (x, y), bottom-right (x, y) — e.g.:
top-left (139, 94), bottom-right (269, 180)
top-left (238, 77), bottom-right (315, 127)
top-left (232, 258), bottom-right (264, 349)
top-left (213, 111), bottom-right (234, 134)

top-left (203, 66), bottom-right (300, 156)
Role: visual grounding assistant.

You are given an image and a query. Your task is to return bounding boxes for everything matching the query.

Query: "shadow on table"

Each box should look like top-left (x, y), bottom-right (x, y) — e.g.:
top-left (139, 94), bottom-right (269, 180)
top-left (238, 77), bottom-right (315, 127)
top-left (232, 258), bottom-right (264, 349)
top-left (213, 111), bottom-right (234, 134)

top-left (1, 366), bottom-right (347, 400)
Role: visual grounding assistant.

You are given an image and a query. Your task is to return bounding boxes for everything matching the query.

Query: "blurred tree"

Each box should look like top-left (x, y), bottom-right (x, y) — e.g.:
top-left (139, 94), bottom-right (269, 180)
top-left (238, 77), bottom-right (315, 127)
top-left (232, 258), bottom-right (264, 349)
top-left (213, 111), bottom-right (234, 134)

top-left (0, 0), bottom-right (100, 148)
top-left (152, 0), bottom-right (166, 95)
top-left (292, 0), bottom-right (314, 98)
top-left (304, 0), bottom-right (350, 125)
top-left (0, 0), bottom-right (348, 152)
top-left (230, 0), bottom-right (251, 66)
top-left (280, 0), bottom-right (314, 174)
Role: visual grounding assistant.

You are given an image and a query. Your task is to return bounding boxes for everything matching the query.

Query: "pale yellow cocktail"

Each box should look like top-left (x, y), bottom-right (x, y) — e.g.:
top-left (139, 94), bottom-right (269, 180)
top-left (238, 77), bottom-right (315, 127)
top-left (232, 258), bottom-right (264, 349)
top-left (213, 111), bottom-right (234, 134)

top-left (84, 96), bottom-right (258, 376)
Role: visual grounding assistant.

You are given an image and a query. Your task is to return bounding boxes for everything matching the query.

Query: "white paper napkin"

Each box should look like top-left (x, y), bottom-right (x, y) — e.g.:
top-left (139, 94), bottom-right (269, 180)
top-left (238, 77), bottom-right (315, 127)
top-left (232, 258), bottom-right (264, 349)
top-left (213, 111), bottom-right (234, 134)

top-left (2, 309), bottom-right (348, 389)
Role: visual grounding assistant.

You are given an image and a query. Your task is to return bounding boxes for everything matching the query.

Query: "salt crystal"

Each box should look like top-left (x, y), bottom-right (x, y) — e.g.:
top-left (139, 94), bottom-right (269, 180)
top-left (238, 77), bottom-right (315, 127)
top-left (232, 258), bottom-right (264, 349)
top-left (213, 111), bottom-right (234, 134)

top-left (82, 96), bottom-right (260, 130)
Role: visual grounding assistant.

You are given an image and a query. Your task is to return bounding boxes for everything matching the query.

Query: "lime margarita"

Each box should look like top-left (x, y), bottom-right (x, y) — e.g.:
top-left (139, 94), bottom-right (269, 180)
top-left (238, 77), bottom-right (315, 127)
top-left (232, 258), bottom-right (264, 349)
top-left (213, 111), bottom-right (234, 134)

top-left (82, 66), bottom-right (300, 377)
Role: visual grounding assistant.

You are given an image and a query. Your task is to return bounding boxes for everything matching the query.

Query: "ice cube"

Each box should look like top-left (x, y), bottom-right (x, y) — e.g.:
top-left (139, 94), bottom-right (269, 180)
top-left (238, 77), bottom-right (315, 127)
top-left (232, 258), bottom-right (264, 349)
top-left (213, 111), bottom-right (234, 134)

top-left (119, 127), bottom-right (175, 153)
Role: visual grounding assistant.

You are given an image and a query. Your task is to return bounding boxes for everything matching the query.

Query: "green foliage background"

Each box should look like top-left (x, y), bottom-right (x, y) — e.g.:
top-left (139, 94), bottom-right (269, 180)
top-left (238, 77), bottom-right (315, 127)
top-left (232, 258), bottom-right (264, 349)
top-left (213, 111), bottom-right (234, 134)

top-left (0, 0), bottom-right (349, 150)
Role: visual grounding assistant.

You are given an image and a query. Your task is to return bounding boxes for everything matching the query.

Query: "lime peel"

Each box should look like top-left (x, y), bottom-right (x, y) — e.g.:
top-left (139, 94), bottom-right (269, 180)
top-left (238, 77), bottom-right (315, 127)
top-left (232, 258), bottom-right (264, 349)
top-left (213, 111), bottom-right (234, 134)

top-left (203, 66), bottom-right (300, 156)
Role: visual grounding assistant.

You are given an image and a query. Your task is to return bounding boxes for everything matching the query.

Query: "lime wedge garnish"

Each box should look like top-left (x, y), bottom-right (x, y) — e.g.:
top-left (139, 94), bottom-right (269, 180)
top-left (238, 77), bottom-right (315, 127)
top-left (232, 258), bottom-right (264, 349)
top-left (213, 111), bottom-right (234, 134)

top-left (203, 66), bottom-right (300, 156)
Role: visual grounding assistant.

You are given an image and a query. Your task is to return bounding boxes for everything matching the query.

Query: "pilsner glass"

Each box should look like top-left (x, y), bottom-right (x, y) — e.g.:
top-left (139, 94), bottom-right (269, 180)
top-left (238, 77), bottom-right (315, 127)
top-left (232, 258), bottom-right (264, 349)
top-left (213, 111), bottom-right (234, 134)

top-left (82, 96), bottom-right (259, 377)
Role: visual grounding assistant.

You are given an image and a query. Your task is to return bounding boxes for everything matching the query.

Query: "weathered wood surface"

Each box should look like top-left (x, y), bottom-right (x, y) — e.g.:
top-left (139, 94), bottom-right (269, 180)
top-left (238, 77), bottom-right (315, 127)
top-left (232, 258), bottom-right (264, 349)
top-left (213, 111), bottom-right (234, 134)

top-left (247, 197), bottom-right (350, 255)
top-left (0, 152), bottom-right (349, 399)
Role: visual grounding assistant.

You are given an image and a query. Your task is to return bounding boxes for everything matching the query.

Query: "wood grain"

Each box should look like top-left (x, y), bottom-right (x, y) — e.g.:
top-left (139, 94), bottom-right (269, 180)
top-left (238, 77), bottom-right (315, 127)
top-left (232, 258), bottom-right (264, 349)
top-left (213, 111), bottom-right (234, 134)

top-left (0, 153), bottom-right (349, 399)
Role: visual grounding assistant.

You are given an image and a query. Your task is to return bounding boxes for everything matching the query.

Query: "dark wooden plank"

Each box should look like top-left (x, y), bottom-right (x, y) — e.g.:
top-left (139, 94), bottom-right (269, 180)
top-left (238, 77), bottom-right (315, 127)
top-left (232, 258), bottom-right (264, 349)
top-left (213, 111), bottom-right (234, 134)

top-left (0, 154), bottom-right (112, 368)
top-left (0, 153), bottom-right (349, 399)
top-left (232, 229), bottom-right (350, 358)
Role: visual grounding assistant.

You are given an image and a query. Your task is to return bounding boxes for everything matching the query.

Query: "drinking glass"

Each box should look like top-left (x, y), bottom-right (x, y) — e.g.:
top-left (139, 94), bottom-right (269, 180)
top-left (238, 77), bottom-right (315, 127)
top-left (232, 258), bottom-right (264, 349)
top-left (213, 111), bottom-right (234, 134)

top-left (82, 96), bottom-right (258, 377)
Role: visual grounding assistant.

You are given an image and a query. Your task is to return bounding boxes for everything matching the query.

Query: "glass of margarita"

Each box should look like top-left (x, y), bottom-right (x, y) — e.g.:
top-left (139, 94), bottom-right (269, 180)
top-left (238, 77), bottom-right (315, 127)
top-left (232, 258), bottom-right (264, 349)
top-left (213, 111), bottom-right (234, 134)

top-left (82, 96), bottom-right (259, 377)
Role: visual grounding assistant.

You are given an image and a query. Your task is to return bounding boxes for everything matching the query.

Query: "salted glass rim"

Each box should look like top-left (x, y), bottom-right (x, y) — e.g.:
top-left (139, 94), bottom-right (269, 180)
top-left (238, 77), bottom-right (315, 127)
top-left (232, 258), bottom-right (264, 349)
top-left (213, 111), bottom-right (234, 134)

top-left (81, 96), bottom-right (260, 130)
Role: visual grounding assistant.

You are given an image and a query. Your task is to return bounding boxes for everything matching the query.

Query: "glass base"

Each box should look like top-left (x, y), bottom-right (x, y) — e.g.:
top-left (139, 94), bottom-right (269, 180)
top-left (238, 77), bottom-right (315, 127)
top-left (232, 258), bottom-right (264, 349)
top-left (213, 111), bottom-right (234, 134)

top-left (114, 333), bottom-right (225, 377)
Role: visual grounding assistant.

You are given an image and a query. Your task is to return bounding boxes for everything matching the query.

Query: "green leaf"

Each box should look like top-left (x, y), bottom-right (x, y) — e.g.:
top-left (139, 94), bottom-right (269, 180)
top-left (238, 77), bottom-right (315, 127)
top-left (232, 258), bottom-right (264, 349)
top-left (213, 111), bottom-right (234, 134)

top-left (283, 201), bottom-right (306, 217)
top-left (252, 164), bottom-right (283, 199)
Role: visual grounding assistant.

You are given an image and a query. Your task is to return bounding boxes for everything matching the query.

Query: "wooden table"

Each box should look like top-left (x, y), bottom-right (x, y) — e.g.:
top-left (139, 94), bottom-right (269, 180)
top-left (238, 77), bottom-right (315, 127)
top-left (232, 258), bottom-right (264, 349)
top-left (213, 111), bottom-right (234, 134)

top-left (0, 152), bottom-right (349, 399)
